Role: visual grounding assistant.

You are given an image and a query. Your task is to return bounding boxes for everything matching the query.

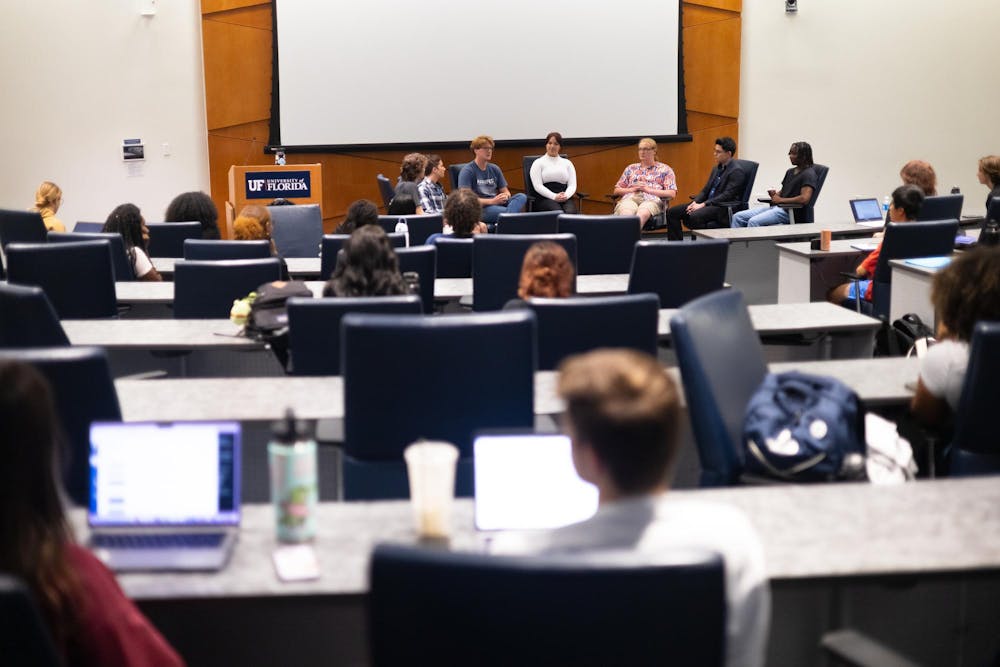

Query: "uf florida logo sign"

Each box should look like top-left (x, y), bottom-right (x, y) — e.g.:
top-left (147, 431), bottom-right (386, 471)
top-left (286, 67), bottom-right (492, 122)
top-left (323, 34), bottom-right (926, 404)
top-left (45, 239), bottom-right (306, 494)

top-left (244, 171), bottom-right (312, 199)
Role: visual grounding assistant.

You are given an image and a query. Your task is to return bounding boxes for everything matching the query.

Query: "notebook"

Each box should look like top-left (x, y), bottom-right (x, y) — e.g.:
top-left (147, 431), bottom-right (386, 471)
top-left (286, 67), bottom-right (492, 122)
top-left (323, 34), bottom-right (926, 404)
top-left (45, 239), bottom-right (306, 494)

top-left (473, 433), bottom-right (598, 531)
top-left (88, 421), bottom-right (241, 572)
top-left (850, 198), bottom-right (885, 227)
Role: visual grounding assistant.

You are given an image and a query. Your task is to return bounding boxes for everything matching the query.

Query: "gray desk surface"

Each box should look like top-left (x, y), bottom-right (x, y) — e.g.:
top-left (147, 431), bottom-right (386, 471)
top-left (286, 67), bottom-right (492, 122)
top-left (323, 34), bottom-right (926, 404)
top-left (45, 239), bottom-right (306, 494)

top-left (776, 238), bottom-right (875, 258)
top-left (71, 476), bottom-right (1000, 600)
top-left (693, 220), bottom-right (876, 242)
top-left (889, 257), bottom-right (946, 278)
top-left (63, 319), bottom-right (258, 350)
top-left (660, 302), bottom-right (880, 339)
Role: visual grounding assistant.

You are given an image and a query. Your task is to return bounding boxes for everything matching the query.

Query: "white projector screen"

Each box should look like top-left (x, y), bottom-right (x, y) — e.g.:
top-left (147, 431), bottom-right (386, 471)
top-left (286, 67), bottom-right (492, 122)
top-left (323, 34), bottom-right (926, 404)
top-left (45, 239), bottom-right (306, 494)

top-left (274, 0), bottom-right (681, 148)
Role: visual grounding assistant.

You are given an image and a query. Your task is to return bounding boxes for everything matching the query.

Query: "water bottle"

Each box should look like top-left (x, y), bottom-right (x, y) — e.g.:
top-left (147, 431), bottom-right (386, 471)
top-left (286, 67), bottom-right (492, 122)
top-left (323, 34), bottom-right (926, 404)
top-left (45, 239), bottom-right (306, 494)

top-left (395, 217), bottom-right (410, 246)
top-left (268, 409), bottom-right (317, 543)
top-left (882, 195), bottom-right (891, 214)
top-left (950, 186), bottom-right (961, 195)
top-left (981, 220), bottom-right (1000, 247)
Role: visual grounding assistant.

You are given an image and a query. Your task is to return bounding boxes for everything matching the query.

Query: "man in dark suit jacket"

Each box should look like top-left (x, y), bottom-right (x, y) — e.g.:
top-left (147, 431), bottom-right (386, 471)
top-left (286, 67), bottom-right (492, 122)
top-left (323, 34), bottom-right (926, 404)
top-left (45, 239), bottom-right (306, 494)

top-left (665, 137), bottom-right (746, 240)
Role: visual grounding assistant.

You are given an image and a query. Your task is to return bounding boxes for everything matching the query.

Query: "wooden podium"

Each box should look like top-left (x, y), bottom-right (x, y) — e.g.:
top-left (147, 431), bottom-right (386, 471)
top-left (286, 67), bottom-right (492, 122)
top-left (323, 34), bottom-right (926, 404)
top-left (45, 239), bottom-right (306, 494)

top-left (226, 164), bottom-right (323, 238)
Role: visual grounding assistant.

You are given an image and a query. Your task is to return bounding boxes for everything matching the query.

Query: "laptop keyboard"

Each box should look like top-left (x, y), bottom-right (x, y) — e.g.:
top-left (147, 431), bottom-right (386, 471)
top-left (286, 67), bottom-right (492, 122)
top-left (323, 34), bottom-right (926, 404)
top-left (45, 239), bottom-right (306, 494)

top-left (92, 533), bottom-right (226, 549)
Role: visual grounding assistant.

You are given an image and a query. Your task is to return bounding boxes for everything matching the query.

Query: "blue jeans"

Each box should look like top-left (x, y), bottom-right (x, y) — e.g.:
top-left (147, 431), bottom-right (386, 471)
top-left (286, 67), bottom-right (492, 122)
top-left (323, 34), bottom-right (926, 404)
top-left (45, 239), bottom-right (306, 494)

top-left (731, 206), bottom-right (789, 227)
top-left (482, 193), bottom-right (528, 224)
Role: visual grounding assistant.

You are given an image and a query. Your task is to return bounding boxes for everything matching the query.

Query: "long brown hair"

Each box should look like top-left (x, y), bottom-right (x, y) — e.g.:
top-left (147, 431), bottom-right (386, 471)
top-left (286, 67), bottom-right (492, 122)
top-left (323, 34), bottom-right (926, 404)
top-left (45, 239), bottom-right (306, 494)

top-left (518, 241), bottom-right (574, 299)
top-left (0, 360), bottom-right (79, 650)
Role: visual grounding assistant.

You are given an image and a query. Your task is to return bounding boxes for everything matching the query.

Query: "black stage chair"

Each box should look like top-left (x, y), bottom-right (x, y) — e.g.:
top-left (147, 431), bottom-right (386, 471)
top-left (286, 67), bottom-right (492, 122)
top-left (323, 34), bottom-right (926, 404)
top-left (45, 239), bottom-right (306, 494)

top-left (780, 164), bottom-right (829, 224)
top-left (521, 154), bottom-right (587, 213)
top-left (628, 239), bottom-right (729, 308)
top-left (376, 173), bottom-right (395, 209)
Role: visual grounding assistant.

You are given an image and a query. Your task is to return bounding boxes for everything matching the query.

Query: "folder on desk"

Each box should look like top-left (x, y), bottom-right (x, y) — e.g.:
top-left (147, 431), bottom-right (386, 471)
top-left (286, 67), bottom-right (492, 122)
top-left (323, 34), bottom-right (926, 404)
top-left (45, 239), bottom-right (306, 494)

top-left (850, 241), bottom-right (879, 252)
top-left (903, 256), bottom-right (952, 269)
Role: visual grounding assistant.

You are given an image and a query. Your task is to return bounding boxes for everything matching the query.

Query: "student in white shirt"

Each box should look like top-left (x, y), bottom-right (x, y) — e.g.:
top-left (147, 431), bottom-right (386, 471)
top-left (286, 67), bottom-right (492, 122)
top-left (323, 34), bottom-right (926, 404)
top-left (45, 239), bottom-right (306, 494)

top-left (102, 203), bottom-right (162, 281)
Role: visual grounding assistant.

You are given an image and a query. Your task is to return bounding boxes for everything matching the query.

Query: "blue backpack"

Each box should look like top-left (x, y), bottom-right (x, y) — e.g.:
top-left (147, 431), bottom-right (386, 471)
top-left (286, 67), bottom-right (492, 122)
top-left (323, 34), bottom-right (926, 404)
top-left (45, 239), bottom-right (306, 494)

top-left (743, 371), bottom-right (866, 482)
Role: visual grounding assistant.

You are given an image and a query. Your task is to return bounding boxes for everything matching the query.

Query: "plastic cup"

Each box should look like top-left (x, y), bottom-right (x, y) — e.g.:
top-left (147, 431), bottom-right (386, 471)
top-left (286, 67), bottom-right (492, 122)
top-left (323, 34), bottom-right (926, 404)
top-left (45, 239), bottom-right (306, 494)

top-left (820, 230), bottom-right (832, 251)
top-left (404, 441), bottom-right (459, 539)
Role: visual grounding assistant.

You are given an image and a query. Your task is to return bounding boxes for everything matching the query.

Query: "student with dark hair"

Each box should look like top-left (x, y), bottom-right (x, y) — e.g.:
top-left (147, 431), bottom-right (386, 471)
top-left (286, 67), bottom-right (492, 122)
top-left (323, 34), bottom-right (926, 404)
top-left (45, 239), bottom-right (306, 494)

top-left (0, 360), bottom-right (184, 666)
top-left (732, 141), bottom-right (816, 227)
top-left (666, 136), bottom-right (747, 239)
top-left (102, 203), bottom-right (163, 281)
top-left (493, 349), bottom-right (769, 667)
top-left (390, 153), bottom-right (426, 216)
top-left (164, 191), bottom-right (221, 239)
top-left (529, 131), bottom-right (579, 213)
top-left (335, 199), bottom-right (380, 234)
top-left (323, 225), bottom-right (408, 297)
top-left (911, 247), bottom-right (1000, 428)
top-left (418, 154), bottom-right (448, 215)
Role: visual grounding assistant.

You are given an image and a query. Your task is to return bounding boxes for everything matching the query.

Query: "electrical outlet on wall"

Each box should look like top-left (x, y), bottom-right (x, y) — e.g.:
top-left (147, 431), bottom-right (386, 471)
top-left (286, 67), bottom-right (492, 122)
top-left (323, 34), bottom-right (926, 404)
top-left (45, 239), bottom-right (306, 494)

top-left (140, 0), bottom-right (157, 16)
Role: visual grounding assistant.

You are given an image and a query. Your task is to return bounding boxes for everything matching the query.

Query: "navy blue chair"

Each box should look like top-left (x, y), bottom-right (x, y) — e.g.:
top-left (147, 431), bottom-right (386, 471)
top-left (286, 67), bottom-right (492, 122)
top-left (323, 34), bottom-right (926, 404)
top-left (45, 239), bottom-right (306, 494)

top-left (47, 231), bottom-right (135, 281)
top-left (267, 203), bottom-right (324, 257)
top-left (369, 544), bottom-right (726, 667)
top-left (917, 194), bottom-right (963, 222)
top-left (495, 210), bottom-right (561, 235)
top-left (0, 347), bottom-right (122, 506)
top-left (948, 322), bottom-right (1000, 476)
top-left (472, 234), bottom-right (578, 311)
top-left (0, 574), bottom-right (61, 667)
top-left (432, 237), bottom-right (474, 278)
top-left (448, 163), bottom-right (467, 191)
top-left (396, 245), bottom-right (436, 313)
top-left (0, 284), bottom-right (69, 347)
top-left (146, 221), bottom-right (201, 257)
top-left (183, 239), bottom-right (271, 260)
top-left (173, 258), bottom-right (282, 318)
top-left (558, 214), bottom-right (640, 275)
top-left (286, 295), bottom-right (423, 375)
top-left (72, 221), bottom-right (105, 233)
top-left (6, 241), bottom-right (118, 319)
top-left (341, 310), bottom-right (535, 500)
top-left (527, 294), bottom-right (660, 370)
top-left (780, 163), bottom-right (829, 224)
top-left (628, 239), bottom-right (729, 308)
top-left (376, 174), bottom-right (395, 209)
top-left (670, 289), bottom-right (767, 487)
top-left (377, 214), bottom-right (443, 246)
top-left (715, 158), bottom-right (759, 224)
top-left (320, 234), bottom-right (349, 280)
top-left (0, 209), bottom-right (47, 249)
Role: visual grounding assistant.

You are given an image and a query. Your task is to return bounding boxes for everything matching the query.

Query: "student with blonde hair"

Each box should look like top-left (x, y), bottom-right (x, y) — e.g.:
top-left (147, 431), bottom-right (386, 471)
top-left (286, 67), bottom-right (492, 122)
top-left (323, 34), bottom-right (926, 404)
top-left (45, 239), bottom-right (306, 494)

top-left (32, 180), bottom-right (66, 232)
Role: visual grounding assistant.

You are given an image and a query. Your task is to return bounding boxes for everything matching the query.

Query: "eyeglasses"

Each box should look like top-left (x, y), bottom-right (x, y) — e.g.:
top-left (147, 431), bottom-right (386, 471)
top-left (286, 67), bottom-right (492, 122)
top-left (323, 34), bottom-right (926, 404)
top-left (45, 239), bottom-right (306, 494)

top-left (638, 147), bottom-right (655, 152)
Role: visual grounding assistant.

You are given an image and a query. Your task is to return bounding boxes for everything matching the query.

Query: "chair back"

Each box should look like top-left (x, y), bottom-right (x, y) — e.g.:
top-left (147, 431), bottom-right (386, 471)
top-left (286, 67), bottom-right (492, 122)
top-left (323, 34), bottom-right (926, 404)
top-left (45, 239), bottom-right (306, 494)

top-left (287, 295), bottom-right (422, 375)
top-left (0, 347), bottom-right (121, 506)
top-left (669, 289), bottom-right (767, 486)
top-left (448, 163), bottom-right (467, 191)
top-left (0, 209), bottom-right (47, 249)
top-left (433, 237), bottom-right (474, 278)
top-left (948, 322), bottom-right (1000, 475)
top-left (184, 239), bottom-right (271, 260)
top-left (376, 173), bottom-right (395, 209)
top-left (47, 232), bottom-right (135, 281)
top-left (730, 159), bottom-right (759, 215)
top-left (558, 214), bottom-right (640, 274)
top-left (173, 258), bottom-right (282, 318)
top-left (522, 155), bottom-right (543, 205)
top-left (6, 241), bottom-right (117, 319)
top-left (377, 214), bottom-right (442, 246)
top-left (146, 221), bottom-right (201, 257)
top-left (472, 234), bottom-right (578, 311)
top-left (267, 203), bottom-right (323, 257)
top-left (987, 196), bottom-right (1000, 226)
top-left (342, 311), bottom-right (535, 499)
top-left (320, 234), bottom-right (349, 280)
top-left (528, 294), bottom-right (660, 370)
top-left (789, 164), bottom-right (828, 224)
top-left (495, 210), bottom-right (561, 235)
top-left (396, 245), bottom-right (436, 313)
top-left (0, 574), bottom-right (61, 667)
top-left (72, 221), bottom-right (105, 233)
top-left (628, 239), bottom-right (729, 308)
top-left (369, 544), bottom-right (726, 667)
top-left (0, 283), bottom-right (69, 347)
top-left (917, 194), bottom-right (963, 222)
top-left (870, 219), bottom-right (958, 318)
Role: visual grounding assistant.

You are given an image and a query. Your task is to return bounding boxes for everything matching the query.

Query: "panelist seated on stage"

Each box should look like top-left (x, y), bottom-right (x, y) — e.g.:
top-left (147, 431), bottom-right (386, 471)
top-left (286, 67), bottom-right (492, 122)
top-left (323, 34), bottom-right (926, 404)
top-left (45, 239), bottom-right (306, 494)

top-left (418, 154), bottom-right (448, 215)
top-left (731, 141), bottom-right (816, 228)
top-left (666, 136), bottom-right (746, 240)
top-left (493, 349), bottom-right (770, 667)
top-left (612, 137), bottom-right (677, 231)
top-left (529, 131), bottom-right (579, 214)
top-left (458, 135), bottom-right (527, 225)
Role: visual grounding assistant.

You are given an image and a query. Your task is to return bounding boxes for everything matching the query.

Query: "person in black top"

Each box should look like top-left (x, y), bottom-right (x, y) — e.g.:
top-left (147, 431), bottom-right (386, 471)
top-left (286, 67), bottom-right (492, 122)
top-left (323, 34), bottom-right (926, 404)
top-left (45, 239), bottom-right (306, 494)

top-left (665, 136), bottom-right (746, 239)
top-left (731, 141), bottom-right (816, 227)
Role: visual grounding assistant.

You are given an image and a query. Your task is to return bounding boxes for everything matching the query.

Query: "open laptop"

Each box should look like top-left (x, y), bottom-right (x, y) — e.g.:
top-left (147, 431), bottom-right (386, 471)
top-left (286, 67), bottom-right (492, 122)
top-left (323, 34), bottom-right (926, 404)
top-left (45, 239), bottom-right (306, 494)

top-left (473, 433), bottom-right (599, 531)
top-left (88, 421), bottom-right (241, 572)
top-left (850, 198), bottom-right (886, 228)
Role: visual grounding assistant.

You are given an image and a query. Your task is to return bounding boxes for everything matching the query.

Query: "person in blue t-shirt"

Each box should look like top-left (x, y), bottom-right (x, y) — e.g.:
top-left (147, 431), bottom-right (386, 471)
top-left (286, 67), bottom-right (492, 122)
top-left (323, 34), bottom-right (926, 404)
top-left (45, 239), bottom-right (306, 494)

top-left (457, 135), bottom-right (527, 225)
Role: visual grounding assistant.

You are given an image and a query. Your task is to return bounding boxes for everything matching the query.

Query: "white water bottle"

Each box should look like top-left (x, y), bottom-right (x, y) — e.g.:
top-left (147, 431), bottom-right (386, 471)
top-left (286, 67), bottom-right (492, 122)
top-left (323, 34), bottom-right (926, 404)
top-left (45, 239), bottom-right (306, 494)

top-left (882, 195), bottom-right (891, 214)
top-left (395, 218), bottom-right (410, 246)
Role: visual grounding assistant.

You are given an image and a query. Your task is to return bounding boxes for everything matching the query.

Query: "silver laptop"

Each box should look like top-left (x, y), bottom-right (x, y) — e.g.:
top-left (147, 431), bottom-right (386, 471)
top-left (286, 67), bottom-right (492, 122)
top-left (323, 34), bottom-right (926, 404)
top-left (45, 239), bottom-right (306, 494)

top-left (88, 421), bottom-right (241, 572)
top-left (473, 433), bottom-right (598, 531)
top-left (850, 198), bottom-right (885, 228)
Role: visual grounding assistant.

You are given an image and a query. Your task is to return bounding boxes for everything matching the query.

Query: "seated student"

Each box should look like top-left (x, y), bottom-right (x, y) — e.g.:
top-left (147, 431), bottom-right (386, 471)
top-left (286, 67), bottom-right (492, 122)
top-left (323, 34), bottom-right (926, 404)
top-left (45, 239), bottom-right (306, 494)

top-left (518, 241), bottom-right (575, 299)
top-left (323, 225), bottom-right (409, 297)
top-left (731, 141), bottom-right (816, 227)
top-left (612, 137), bottom-right (678, 231)
top-left (900, 159), bottom-right (938, 197)
top-left (665, 136), bottom-right (746, 240)
top-left (827, 184), bottom-right (924, 305)
top-left (493, 349), bottom-right (769, 667)
top-left (0, 360), bottom-right (184, 666)
top-left (102, 203), bottom-right (163, 281)
top-left (529, 132), bottom-right (579, 213)
top-left (165, 191), bottom-right (221, 239)
top-left (458, 135), bottom-right (527, 225)
top-left (425, 188), bottom-right (488, 244)
top-left (31, 180), bottom-right (66, 232)
top-left (335, 199), bottom-right (380, 234)
top-left (977, 155), bottom-right (1000, 212)
top-left (233, 205), bottom-right (290, 281)
top-left (417, 154), bottom-right (448, 215)
top-left (911, 247), bottom-right (1000, 429)
top-left (389, 153), bottom-right (425, 216)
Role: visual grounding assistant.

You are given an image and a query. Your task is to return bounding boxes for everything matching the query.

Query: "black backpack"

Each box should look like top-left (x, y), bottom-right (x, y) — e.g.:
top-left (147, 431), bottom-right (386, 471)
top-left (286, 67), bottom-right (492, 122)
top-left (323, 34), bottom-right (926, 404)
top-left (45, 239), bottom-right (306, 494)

top-left (244, 281), bottom-right (313, 370)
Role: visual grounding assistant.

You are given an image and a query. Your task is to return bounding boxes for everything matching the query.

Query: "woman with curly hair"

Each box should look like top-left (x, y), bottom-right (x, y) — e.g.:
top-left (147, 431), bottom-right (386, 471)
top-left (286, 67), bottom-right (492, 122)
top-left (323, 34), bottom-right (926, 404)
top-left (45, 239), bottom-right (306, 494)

top-left (517, 241), bottom-right (575, 299)
top-left (388, 153), bottom-right (426, 215)
top-left (164, 191), bottom-right (221, 239)
top-left (0, 360), bottom-right (183, 665)
top-left (323, 225), bottom-right (408, 297)
top-left (900, 159), bottom-right (938, 197)
top-left (32, 180), bottom-right (66, 232)
top-left (233, 205), bottom-right (289, 280)
top-left (335, 199), bottom-right (380, 234)
top-left (102, 203), bottom-right (162, 281)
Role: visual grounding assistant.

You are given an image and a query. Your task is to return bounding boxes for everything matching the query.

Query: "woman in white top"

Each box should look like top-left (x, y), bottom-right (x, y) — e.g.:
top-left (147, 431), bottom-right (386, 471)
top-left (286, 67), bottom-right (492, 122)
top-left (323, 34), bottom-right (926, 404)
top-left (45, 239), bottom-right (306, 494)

top-left (529, 131), bottom-right (578, 213)
top-left (102, 203), bottom-right (162, 281)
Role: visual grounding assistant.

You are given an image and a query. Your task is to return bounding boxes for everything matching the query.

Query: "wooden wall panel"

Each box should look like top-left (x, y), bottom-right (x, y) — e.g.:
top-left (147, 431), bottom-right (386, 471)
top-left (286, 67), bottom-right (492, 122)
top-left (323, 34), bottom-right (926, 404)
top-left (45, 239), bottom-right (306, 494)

top-left (684, 16), bottom-right (742, 119)
top-left (202, 11), bottom-right (272, 131)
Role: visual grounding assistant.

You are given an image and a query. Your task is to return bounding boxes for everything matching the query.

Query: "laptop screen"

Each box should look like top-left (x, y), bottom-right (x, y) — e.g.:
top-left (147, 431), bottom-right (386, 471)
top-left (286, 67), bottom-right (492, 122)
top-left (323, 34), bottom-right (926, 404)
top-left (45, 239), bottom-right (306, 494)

top-left (850, 198), bottom-right (884, 223)
top-left (88, 421), bottom-right (241, 527)
top-left (474, 433), bottom-right (599, 531)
